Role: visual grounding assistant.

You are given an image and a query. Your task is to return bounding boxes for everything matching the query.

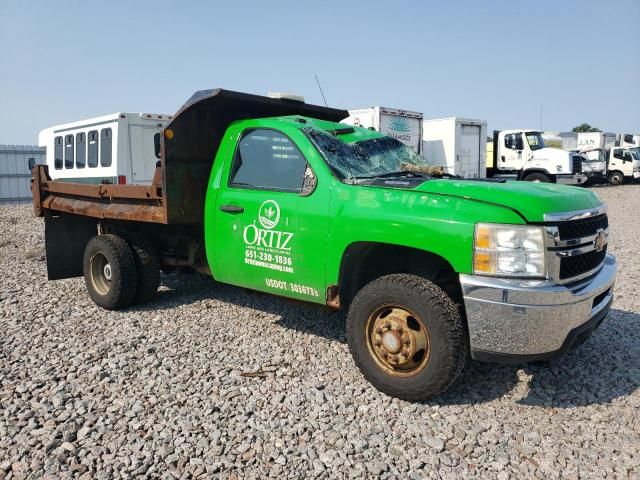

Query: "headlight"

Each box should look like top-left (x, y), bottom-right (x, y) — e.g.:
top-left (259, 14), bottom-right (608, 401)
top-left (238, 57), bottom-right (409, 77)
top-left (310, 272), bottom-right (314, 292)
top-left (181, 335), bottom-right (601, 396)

top-left (473, 224), bottom-right (546, 277)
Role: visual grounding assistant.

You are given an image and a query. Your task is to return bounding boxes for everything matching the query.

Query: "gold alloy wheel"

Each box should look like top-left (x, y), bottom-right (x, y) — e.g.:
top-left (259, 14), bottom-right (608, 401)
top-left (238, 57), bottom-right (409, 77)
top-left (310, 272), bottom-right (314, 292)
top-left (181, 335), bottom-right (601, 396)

top-left (365, 305), bottom-right (431, 377)
top-left (90, 252), bottom-right (112, 296)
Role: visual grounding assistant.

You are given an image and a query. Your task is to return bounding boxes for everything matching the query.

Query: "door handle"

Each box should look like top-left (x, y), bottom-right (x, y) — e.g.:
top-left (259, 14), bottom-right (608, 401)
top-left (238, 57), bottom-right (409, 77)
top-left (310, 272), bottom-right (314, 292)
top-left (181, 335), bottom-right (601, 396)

top-left (220, 205), bottom-right (244, 213)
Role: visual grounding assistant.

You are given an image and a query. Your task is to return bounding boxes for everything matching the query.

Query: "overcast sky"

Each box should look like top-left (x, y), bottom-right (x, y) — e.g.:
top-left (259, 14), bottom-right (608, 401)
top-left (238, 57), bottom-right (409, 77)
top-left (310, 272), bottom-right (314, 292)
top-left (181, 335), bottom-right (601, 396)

top-left (1, 0), bottom-right (639, 144)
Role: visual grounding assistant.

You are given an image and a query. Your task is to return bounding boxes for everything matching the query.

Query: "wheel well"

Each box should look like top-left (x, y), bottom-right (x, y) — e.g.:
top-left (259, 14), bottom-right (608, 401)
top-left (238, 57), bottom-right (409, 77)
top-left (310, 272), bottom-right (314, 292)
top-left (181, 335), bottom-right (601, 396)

top-left (520, 169), bottom-right (553, 181)
top-left (338, 242), bottom-right (462, 307)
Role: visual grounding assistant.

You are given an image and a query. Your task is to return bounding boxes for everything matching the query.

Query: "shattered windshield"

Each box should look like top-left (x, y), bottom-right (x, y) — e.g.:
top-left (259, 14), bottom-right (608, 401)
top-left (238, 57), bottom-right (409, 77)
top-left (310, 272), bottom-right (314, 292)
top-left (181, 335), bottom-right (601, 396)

top-left (525, 132), bottom-right (546, 151)
top-left (306, 128), bottom-right (440, 181)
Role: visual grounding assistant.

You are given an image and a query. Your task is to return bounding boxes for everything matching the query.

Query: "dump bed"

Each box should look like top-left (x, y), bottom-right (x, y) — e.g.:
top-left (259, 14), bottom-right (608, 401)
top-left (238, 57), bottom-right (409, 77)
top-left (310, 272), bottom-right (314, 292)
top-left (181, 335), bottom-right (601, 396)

top-left (32, 89), bottom-right (347, 225)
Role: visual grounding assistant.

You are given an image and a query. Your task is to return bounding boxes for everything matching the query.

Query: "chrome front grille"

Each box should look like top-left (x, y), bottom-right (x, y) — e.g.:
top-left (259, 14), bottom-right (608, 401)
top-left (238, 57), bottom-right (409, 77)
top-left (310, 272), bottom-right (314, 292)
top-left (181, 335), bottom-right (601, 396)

top-left (543, 206), bottom-right (609, 283)
top-left (572, 156), bottom-right (583, 174)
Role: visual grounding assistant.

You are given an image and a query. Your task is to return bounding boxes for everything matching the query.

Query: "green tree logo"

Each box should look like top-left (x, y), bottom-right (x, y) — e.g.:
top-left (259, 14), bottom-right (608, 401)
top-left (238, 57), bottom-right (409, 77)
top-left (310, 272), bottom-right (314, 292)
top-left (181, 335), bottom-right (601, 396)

top-left (258, 200), bottom-right (280, 229)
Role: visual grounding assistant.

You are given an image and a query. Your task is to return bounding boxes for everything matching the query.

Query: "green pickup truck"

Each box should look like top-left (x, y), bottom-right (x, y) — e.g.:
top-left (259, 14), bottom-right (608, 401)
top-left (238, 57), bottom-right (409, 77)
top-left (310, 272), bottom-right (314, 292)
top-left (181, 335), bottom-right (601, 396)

top-left (32, 89), bottom-right (616, 401)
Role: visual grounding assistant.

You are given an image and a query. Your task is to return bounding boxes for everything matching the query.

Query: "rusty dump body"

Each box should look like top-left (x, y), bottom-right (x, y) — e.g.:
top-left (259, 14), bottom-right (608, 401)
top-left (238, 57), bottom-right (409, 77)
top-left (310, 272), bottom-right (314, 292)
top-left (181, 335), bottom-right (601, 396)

top-left (32, 88), bottom-right (347, 280)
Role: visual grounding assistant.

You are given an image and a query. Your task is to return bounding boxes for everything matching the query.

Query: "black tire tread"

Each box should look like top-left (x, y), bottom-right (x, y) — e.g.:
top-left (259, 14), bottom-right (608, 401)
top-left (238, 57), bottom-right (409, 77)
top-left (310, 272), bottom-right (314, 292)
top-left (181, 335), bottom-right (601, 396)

top-left (609, 171), bottom-right (623, 186)
top-left (83, 234), bottom-right (137, 310)
top-left (523, 172), bottom-right (551, 183)
top-left (346, 273), bottom-right (467, 401)
top-left (128, 237), bottom-right (160, 304)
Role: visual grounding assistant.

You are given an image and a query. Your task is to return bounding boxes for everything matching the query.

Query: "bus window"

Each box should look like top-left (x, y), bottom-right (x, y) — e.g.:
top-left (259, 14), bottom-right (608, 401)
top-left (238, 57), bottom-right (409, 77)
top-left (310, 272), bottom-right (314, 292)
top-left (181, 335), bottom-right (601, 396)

top-left (54, 137), bottom-right (63, 169)
top-left (88, 130), bottom-right (98, 167)
top-left (76, 132), bottom-right (86, 168)
top-left (65, 135), bottom-right (74, 169)
top-left (100, 128), bottom-right (112, 167)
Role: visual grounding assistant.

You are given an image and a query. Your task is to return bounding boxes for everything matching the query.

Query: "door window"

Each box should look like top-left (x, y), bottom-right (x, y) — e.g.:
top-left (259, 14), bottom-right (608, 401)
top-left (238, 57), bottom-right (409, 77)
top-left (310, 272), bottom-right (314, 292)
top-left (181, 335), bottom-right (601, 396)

top-left (229, 129), bottom-right (307, 193)
top-left (504, 134), bottom-right (519, 150)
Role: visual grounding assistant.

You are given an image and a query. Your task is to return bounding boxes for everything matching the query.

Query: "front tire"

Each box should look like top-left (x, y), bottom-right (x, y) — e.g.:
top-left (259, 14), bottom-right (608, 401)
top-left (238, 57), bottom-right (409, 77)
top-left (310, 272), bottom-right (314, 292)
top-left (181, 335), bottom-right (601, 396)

top-left (523, 172), bottom-right (551, 183)
top-left (609, 171), bottom-right (624, 186)
top-left (83, 235), bottom-right (137, 310)
top-left (346, 274), bottom-right (467, 401)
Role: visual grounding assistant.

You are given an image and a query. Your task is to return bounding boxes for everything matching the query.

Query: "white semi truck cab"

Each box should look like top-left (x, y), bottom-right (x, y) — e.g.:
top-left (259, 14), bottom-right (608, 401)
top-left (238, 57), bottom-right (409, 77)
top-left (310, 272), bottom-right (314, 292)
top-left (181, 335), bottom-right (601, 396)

top-left (606, 146), bottom-right (640, 185)
top-left (488, 129), bottom-right (587, 185)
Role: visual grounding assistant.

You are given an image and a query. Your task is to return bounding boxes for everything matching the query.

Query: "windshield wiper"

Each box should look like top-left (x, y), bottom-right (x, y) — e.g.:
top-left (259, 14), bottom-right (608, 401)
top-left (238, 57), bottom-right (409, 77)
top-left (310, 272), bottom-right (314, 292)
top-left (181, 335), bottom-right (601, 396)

top-left (351, 170), bottom-right (430, 181)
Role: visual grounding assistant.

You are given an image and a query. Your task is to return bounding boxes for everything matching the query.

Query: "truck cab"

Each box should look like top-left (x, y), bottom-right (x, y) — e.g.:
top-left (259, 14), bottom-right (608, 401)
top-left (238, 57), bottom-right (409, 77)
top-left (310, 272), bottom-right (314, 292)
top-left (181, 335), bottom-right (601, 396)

top-left (606, 146), bottom-right (640, 185)
top-left (489, 129), bottom-right (586, 185)
top-left (575, 148), bottom-right (608, 184)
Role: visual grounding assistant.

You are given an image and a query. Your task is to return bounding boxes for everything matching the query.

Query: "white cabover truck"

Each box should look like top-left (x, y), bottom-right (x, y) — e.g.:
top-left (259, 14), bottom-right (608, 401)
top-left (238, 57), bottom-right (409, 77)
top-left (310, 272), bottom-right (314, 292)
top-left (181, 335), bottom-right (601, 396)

top-left (487, 129), bottom-right (587, 185)
top-left (341, 106), bottom-right (423, 154)
top-left (606, 146), bottom-right (640, 185)
top-left (422, 117), bottom-right (487, 178)
top-left (38, 112), bottom-right (171, 185)
top-left (560, 132), bottom-right (616, 184)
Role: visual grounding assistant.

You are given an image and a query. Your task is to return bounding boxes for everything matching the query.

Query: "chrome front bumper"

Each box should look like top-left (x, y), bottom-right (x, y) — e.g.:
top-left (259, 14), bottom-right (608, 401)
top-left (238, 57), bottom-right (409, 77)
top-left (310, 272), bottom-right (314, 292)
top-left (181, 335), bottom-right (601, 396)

top-left (556, 173), bottom-right (588, 185)
top-left (460, 254), bottom-right (616, 361)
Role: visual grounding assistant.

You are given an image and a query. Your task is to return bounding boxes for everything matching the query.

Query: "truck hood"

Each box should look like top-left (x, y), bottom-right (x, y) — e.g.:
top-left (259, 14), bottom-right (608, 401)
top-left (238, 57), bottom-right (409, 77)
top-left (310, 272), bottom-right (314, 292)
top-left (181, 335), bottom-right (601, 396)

top-left (532, 147), bottom-right (570, 162)
top-left (412, 179), bottom-right (602, 222)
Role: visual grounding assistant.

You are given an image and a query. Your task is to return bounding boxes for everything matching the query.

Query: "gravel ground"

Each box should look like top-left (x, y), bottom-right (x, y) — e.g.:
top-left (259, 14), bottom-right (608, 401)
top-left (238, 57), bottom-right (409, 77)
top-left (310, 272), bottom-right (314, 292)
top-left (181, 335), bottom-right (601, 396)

top-left (1, 185), bottom-right (638, 480)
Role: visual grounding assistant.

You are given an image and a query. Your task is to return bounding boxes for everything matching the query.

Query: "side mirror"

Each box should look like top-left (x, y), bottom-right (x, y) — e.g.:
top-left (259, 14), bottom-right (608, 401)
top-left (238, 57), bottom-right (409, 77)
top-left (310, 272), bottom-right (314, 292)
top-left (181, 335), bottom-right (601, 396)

top-left (300, 166), bottom-right (317, 196)
top-left (154, 133), bottom-right (161, 159)
top-left (515, 138), bottom-right (524, 151)
top-left (28, 157), bottom-right (36, 171)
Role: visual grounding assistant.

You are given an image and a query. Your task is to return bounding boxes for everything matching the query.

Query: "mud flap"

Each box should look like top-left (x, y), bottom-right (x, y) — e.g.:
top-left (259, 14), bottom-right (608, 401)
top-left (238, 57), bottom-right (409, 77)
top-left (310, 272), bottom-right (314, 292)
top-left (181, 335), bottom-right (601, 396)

top-left (44, 214), bottom-right (97, 280)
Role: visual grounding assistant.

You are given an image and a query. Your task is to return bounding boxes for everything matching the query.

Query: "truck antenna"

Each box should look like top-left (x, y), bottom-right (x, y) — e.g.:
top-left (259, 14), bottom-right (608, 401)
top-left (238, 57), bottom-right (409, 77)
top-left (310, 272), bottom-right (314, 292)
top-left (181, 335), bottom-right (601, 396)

top-left (314, 75), bottom-right (328, 107)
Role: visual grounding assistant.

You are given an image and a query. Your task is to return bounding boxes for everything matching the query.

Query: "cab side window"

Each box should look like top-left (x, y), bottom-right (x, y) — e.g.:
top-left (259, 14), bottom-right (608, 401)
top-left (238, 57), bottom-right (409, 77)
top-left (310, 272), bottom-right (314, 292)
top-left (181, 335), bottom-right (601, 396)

top-left (229, 129), bottom-right (307, 193)
top-left (613, 149), bottom-right (623, 160)
top-left (504, 134), bottom-right (514, 149)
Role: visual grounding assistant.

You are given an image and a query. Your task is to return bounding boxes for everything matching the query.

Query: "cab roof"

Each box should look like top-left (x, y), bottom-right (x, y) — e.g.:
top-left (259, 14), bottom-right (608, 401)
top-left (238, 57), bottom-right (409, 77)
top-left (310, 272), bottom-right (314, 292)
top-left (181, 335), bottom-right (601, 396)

top-left (269, 115), bottom-right (385, 143)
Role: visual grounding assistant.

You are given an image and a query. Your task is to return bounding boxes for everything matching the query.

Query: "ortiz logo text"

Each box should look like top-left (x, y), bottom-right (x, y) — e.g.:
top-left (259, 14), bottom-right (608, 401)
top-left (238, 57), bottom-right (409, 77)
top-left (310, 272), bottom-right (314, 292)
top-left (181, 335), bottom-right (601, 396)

top-left (243, 200), bottom-right (293, 251)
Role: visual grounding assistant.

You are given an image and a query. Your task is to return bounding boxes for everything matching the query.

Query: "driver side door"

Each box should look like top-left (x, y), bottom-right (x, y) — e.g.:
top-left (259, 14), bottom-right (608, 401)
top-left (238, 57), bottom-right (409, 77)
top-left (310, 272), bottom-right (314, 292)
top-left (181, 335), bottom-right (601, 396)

top-left (212, 127), bottom-right (330, 304)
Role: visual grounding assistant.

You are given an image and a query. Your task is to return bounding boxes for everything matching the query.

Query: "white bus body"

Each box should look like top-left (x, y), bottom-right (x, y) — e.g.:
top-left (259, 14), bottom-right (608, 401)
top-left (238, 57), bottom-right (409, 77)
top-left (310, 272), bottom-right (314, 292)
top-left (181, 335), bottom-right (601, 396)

top-left (38, 112), bottom-right (171, 185)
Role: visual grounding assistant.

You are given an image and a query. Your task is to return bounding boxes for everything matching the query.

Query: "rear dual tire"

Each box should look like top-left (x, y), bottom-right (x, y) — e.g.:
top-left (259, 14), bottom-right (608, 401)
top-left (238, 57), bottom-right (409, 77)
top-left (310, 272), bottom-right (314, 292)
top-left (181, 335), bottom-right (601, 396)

top-left (83, 234), bottom-right (159, 310)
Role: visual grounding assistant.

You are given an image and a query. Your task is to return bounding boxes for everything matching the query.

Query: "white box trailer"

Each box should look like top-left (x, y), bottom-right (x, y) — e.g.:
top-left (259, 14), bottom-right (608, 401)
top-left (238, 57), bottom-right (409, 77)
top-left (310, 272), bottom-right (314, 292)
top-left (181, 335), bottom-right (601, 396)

top-left (39, 112), bottom-right (171, 185)
top-left (577, 132), bottom-right (616, 150)
top-left (617, 133), bottom-right (640, 148)
top-left (422, 117), bottom-right (487, 178)
top-left (341, 106), bottom-right (423, 154)
top-left (560, 132), bottom-right (615, 151)
top-left (0, 145), bottom-right (45, 201)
